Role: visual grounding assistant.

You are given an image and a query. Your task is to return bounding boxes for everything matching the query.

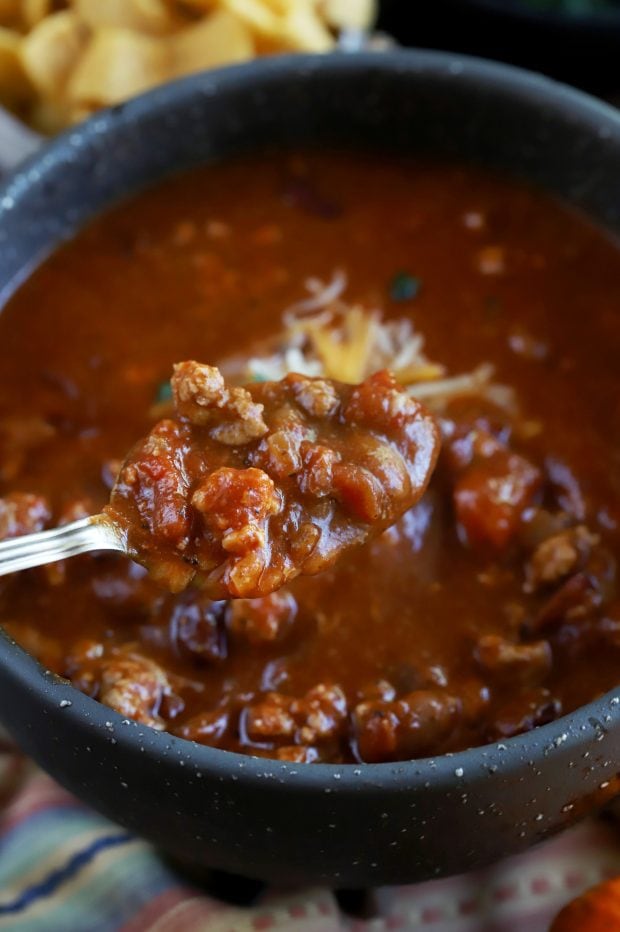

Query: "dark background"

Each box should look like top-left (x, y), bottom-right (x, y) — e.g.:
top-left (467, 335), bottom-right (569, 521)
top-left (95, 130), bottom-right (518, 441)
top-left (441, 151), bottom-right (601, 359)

top-left (377, 0), bottom-right (620, 95)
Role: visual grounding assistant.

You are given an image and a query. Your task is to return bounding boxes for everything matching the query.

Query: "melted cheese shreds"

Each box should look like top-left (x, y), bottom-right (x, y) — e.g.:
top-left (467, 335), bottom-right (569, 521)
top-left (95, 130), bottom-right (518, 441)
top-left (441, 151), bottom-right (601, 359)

top-left (220, 272), bottom-right (516, 415)
top-left (152, 272), bottom-right (519, 460)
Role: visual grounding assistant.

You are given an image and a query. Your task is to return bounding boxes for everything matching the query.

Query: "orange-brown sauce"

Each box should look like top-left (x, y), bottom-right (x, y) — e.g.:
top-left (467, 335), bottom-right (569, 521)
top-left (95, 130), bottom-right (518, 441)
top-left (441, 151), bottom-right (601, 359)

top-left (1, 153), bottom-right (619, 762)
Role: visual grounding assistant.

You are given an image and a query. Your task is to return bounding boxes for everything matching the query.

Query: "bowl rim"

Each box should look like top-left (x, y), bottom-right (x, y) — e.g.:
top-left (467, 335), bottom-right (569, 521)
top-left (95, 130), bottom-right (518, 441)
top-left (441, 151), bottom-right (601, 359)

top-left (1, 47), bottom-right (620, 791)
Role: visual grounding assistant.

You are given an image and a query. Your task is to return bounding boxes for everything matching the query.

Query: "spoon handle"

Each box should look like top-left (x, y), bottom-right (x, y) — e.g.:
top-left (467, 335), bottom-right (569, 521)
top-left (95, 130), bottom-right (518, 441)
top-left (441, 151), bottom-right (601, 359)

top-left (0, 516), bottom-right (126, 577)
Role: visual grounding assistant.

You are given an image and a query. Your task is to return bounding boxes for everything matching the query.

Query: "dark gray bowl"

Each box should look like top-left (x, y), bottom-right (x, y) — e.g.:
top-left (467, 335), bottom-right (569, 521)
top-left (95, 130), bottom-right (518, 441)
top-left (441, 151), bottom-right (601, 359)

top-left (1, 51), bottom-right (620, 887)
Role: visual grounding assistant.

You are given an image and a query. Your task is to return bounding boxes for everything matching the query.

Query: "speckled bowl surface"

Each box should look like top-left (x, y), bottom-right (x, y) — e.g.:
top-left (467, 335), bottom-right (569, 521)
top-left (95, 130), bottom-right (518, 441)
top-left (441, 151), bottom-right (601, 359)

top-left (1, 51), bottom-right (620, 887)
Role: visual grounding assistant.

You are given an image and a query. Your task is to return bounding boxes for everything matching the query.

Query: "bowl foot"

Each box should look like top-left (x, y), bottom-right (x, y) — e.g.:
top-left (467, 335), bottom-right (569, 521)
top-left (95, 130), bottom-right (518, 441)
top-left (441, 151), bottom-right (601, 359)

top-left (160, 854), bottom-right (266, 905)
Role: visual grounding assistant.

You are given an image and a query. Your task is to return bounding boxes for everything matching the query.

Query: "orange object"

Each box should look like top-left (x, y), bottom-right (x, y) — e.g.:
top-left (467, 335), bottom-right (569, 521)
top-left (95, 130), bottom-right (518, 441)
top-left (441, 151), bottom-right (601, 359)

top-left (551, 877), bottom-right (620, 931)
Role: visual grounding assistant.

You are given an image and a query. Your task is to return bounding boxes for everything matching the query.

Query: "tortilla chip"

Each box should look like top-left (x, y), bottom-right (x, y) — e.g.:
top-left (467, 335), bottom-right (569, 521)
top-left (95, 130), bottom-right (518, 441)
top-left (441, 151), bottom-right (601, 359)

top-left (169, 0), bottom-right (217, 11)
top-left (321, 0), bottom-right (376, 30)
top-left (257, 0), bottom-right (293, 12)
top-left (221, 0), bottom-right (335, 51)
top-left (0, 0), bottom-right (21, 29)
top-left (0, 26), bottom-right (32, 108)
top-left (0, 0), bottom-right (375, 132)
top-left (72, 0), bottom-right (182, 36)
top-left (282, 1), bottom-right (333, 51)
top-left (22, 0), bottom-right (55, 29)
top-left (67, 27), bottom-right (171, 106)
top-left (20, 11), bottom-right (89, 97)
top-left (217, 0), bottom-right (282, 42)
top-left (172, 9), bottom-right (254, 77)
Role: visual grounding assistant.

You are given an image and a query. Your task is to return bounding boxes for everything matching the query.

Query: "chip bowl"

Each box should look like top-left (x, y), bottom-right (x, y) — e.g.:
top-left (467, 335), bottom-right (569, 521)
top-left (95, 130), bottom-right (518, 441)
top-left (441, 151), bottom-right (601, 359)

top-left (1, 51), bottom-right (620, 886)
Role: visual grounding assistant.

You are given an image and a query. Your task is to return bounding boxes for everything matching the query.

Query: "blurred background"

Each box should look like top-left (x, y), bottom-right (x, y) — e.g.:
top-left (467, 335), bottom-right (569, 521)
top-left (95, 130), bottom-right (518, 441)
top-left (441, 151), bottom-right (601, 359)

top-left (1, 0), bottom-right (620, 142)
top-left (378, 0), bottom-right (620, 95)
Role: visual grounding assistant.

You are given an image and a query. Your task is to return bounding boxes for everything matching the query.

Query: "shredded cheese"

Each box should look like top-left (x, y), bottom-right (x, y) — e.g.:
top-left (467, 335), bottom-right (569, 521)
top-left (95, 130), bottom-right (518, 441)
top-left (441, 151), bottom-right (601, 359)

top-left (227, 271), bottom-right (516, 415)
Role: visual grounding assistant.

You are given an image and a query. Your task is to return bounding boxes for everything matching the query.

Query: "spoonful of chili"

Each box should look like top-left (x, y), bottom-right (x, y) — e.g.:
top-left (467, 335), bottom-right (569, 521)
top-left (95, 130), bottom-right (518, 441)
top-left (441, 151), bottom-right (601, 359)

top-left (0, 362), bottom-right (440, 598)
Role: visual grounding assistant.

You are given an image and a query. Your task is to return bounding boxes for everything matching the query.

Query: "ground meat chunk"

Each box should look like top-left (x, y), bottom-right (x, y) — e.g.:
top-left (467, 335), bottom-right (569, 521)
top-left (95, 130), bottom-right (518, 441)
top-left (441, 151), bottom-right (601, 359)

top-left (525, 525), bottom-right (599, 591)
top-left (291, 683), bottom-right (347, 744)
top-left (253, 423), bottom-right (308, 480)
top-left (111, 419), bottom-right (195, 592)
top-left (288, 375), bottom-right (339, 417)
top-left (192, 467), bottom-right (281, 533)
top-left (192, 466), bottom-right (282, 598)
top-left (119, 420), bottom-right (191, 544)
top-left (0, 492), bottom-right (50, 540)
top-left (242, 683), bottom-right (347, 756)
top-left (244, 693), bottom-right (297, 743)
top-left (172, 360), bottom-right (268, 445)
top-left (353, 689), bottom-right (461, 763)
top-left (98, 651), bottom-right (177, 729)
top-left (227, 590), bottom-right (297, 644)
top-left (297, 443), bottom-right (340, 499)
top-left (523, 517), bottom-right (616, 635)
top-left (475, 634), bottom-right (552, 686)
top-left (345, 370), bottom-right (420, 433)
top-left (106, 364), bottom-right (440, 598)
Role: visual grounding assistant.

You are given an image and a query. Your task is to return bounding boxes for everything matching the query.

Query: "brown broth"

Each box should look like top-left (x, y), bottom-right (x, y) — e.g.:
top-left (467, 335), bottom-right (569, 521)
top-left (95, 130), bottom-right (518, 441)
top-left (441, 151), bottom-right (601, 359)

top-left (1, 152), bottom-right (619, 762)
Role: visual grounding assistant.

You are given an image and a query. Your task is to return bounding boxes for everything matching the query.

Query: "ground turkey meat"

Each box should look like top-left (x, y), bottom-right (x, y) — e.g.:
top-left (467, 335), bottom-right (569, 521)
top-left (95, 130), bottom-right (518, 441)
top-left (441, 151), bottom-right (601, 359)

top-left (106, 363), bottom-right (441, 597)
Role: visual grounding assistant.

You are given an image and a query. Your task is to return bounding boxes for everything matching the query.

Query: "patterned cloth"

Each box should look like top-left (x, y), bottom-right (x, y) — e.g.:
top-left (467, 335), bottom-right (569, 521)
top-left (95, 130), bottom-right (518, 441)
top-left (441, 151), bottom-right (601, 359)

top-left (1, 739), bottom-right (620, 931)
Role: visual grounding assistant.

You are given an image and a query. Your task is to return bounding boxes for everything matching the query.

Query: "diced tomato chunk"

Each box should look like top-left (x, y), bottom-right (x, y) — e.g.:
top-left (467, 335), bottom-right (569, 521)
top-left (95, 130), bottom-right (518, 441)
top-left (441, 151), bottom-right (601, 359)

top-left (454, 445), bottom-right (541, 550)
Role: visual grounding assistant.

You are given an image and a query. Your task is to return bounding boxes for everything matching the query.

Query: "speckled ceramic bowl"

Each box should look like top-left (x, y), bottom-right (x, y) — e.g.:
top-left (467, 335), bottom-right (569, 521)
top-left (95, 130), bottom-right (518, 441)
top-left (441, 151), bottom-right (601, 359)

top-left (1, 51), bottom-right (620, 887)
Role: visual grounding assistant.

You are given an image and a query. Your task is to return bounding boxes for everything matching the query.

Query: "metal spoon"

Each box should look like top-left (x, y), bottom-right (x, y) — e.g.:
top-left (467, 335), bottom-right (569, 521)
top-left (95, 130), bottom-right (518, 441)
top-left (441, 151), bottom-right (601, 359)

top-left (0, 516), bottom-right (127, 576)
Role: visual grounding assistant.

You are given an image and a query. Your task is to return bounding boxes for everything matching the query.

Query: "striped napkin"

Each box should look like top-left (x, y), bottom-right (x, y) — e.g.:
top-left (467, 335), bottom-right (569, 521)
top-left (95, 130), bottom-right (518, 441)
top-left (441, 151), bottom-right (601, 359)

top-left (1, 736), bottom-right (620, 931)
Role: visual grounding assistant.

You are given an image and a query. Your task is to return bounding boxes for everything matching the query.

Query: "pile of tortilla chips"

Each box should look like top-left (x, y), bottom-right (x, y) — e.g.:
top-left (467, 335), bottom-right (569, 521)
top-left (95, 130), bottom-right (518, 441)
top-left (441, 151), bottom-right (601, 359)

top-left (0, 0), bottom-right (375, 132)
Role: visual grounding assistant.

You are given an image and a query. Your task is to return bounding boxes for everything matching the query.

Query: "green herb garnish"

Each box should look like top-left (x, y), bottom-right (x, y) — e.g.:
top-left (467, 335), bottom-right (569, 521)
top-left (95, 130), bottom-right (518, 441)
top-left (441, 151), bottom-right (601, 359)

top-left (155, 380), bottom-right (173, 403)
top-left (484, 295), bottom-right (503, 318)
top-left (389, 272), bottom-right (421, 302)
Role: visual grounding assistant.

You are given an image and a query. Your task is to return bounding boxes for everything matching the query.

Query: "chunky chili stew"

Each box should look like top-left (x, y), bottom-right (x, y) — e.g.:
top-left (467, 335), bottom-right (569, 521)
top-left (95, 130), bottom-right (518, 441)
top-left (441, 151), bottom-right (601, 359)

top-left (106, 362), bottom-right (439, 596)
top-left (0, 153), bottom-right (619, 764)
